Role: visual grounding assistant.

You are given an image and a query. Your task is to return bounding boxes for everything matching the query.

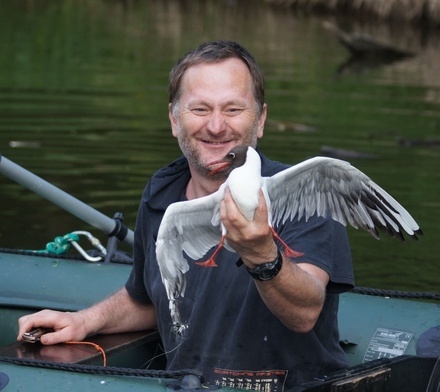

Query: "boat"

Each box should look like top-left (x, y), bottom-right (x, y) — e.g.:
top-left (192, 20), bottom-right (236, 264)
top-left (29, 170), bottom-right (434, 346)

top-left (0, 154), bottom-right (439, 392)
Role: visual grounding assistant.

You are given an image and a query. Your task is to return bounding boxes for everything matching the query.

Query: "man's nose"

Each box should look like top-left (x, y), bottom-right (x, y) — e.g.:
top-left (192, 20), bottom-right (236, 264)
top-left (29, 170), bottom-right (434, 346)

top-left (207, 110), bottom-right (226, 133)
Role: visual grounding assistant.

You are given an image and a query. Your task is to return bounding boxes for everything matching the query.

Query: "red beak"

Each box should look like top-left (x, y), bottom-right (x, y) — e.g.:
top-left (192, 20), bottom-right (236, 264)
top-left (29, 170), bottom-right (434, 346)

top-left (207, 159), bottom-right (231, 176)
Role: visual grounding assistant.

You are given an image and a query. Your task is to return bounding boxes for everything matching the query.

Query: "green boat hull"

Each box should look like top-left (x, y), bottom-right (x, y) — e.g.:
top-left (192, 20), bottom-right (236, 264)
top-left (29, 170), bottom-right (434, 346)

top-left (1, 250), bottom-right (439, 391)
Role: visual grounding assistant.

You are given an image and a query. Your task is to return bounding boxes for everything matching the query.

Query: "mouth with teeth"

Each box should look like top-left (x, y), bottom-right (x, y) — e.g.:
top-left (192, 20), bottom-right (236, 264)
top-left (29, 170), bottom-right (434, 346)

top-left (202, 140), bottom-right (233, 146)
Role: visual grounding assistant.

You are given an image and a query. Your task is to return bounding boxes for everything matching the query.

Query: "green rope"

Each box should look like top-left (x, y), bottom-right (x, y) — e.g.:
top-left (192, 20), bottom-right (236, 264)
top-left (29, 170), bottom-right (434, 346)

top-left (34, 233), bottom-right (80, 255)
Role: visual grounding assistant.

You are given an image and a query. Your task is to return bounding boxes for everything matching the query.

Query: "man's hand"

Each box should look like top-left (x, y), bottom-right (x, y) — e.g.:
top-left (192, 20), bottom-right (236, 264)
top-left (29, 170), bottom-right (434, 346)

top-left (220, 187), bottom-right (278, 268)
top-left (18, 309), bottom-right (88, 345)
top-left (17, 288), bottom-right (157, 345)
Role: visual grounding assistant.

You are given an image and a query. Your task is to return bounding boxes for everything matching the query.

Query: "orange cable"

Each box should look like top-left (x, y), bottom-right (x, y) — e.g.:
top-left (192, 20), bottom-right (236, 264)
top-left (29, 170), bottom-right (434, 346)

top-left (65, 340), bottom-right (107, 366)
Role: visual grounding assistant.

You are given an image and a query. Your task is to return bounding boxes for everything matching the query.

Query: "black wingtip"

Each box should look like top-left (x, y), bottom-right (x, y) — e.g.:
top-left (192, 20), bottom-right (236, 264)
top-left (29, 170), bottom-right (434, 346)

top-left (409, 228), bottom-right (423, 241)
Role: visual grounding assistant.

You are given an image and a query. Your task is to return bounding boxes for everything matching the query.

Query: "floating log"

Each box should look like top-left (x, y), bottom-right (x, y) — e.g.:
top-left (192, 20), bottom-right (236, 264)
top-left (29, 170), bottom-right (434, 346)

top-left (320, 145), bottom-right (379, 159)
top-left (323, 22), bottom-right (414, 58)
top-left (266, 0), bottom-right (440, 25)
top-left (266, 119), bottom-right (317, 132)
top-left (398, 137), bottom-right (440, 147)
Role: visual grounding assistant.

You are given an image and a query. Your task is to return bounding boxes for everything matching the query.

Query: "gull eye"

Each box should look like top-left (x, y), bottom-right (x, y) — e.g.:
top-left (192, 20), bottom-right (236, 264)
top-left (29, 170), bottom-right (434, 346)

top-left (229, 152), bottom-right (236, 159)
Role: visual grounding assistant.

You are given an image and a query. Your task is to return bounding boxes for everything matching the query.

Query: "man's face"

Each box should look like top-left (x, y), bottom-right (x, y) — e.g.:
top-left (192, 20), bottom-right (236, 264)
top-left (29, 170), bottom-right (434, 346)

top-left (169, 58), bottom-right (267, 177)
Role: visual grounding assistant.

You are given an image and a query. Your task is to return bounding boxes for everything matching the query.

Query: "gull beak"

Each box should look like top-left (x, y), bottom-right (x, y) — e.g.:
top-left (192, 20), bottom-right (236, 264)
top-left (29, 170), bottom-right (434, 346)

top-left (207, 159), bottom-right (231, 176)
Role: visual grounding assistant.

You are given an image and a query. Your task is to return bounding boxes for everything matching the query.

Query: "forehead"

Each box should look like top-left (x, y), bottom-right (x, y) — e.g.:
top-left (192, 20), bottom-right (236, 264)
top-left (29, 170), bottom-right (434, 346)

top-left (180, 58), bottom-right (254, 100)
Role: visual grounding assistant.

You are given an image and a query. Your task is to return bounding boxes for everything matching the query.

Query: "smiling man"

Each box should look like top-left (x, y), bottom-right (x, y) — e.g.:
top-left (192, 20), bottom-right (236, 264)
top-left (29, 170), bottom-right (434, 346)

top-left (169, 51), bottom-right (266, 198)
top-left (18, 41), bottom-right (354, 391)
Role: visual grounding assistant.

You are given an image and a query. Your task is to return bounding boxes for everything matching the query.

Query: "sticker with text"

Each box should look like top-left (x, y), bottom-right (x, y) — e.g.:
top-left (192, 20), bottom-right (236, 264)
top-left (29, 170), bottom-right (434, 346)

top-left (212, 368), bottom-right (288, 392)
top-left (363, 327), bottom-right (413, 362)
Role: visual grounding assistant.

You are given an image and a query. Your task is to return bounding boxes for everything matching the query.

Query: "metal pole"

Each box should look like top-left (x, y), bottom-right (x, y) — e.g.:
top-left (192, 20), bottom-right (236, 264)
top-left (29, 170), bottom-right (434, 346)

top-left (0, 154), bottom-right (134, 246)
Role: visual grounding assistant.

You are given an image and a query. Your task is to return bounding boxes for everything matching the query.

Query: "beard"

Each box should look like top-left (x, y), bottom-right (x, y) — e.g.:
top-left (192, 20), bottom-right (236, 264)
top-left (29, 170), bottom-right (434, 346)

top-left (176, 133), bottom-right (213, 177)
top-left (175, 119), bottom-right (260, 180)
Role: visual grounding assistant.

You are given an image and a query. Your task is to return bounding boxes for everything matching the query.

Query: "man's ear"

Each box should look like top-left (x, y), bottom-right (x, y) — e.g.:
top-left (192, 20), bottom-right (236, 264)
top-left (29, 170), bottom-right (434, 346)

top-left (169, 103), bottom-right (179, 138)
top-left (257, 103), bottom-right (267, 139)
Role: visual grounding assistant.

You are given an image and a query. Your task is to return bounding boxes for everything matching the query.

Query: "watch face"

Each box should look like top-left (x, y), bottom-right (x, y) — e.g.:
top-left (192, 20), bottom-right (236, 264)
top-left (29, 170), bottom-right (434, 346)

top-left (247, 252), bottom-right (282, 281)
top-left (260, 269), bottom-right (275, 280)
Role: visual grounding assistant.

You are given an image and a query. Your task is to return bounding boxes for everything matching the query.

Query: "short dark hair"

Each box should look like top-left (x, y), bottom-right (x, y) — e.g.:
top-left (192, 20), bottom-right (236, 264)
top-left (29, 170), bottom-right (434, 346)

top-left (169, 41), bottom-right (265, 115)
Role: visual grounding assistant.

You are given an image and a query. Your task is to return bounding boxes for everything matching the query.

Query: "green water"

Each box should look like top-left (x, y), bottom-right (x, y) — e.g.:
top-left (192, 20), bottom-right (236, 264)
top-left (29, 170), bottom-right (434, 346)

top-left (0, 0), bottom-right (439, 292)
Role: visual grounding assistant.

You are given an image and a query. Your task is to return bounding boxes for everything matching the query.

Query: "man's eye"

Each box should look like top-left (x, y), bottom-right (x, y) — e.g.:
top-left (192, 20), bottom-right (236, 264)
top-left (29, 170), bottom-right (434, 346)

top-left (227, 108), bottom-right (243, 115)
top-left (192, 108), bottom-right (208, 115)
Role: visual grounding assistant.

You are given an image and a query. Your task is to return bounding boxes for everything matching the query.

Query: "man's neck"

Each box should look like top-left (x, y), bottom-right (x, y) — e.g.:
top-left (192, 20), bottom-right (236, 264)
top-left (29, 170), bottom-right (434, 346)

top-left (185, 171), bottom-right (224, 200)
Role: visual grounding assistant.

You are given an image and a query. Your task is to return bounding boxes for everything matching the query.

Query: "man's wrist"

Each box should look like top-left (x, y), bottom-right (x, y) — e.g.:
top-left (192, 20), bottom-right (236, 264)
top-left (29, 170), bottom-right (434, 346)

top-left (246, 248), bottom-right (283, 281)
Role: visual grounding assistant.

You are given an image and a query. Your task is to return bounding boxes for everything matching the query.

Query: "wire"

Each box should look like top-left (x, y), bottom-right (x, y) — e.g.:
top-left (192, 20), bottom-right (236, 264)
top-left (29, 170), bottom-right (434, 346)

top-left (65, 341), bottom-right (107, 366)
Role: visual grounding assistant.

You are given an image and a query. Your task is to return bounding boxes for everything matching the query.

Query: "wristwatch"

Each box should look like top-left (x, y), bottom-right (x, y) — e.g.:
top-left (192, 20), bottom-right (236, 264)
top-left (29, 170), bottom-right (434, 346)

top-left (246, 248), bottom-right (283, 281)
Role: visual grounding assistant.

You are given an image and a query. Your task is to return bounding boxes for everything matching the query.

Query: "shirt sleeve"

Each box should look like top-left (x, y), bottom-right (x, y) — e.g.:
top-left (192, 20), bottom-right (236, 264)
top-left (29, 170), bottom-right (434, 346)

top-left (125, 195), bottom-right (153, 303)
top-left (276, 214), bottom-right (355, 293)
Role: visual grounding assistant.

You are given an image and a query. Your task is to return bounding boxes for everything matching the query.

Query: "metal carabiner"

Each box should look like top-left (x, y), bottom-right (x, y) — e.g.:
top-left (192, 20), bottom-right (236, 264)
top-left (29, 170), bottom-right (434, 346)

top-left (69, 231), bottom-right (107, 262)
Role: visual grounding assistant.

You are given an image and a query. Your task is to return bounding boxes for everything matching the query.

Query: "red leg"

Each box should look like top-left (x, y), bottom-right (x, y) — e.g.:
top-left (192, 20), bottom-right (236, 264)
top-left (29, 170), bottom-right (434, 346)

top-left (195, 236), bottom-right (225, 267)
top-left (270, 228), bottom-right (304, 258)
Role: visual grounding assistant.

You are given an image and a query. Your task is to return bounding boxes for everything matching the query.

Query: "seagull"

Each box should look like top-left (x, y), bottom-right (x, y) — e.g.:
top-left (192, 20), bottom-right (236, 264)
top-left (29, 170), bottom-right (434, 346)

top-left (156, 145), bottom-right (422, 334)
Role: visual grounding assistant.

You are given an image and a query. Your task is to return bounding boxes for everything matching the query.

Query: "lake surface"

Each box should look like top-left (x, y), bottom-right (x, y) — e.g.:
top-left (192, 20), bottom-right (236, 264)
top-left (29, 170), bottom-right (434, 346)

top-left (0, 0), bottom-right (439, 292)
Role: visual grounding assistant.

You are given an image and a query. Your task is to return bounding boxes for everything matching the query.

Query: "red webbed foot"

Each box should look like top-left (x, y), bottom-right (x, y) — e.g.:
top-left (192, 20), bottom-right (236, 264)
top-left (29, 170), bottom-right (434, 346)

top-left (195, 236), bottom-right (225, 268)
top-left (270, 227), bottom-right (304, 259)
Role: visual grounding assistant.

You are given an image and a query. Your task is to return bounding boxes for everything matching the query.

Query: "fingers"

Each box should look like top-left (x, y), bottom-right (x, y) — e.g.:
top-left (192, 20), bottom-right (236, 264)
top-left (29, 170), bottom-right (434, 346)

top-left (221, 188), bottom-right (269, 232)
top-left (39, 329), bottom-right (69, 345)
top-left (221, 188), bottom-right (276, 263)
top-left (18, 310), bottom-right (50, 341)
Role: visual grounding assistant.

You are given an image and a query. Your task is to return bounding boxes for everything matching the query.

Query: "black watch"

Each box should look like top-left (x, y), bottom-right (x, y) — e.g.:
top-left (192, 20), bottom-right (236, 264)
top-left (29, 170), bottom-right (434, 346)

top-left (246, 249), bottom-right (283, 281)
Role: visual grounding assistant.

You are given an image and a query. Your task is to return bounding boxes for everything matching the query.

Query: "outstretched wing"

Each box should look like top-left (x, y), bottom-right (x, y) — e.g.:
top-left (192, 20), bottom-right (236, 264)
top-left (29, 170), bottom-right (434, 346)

top-left (156, 191), bottom-right (224, 301)
top-left (265, 157), bottom-right (422, 240)
top-left (156, 191), bottom-right (225, 332)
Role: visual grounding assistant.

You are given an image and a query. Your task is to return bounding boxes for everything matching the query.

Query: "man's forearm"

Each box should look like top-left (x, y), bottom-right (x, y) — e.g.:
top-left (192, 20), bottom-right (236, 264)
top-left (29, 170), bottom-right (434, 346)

top-left (254, 256), bottom-right (327, 333)
top-left (79, 287), bottom-right (157, 336)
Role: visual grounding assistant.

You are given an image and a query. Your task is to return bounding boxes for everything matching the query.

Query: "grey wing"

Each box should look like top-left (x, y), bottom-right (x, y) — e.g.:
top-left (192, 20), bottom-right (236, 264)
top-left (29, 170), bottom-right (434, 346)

top-left (265, 157), bottom-right (422, 240)
top-left (156, 191), bottom-right (225, 333)
top-left (155, 193), bottom-right (223, 302)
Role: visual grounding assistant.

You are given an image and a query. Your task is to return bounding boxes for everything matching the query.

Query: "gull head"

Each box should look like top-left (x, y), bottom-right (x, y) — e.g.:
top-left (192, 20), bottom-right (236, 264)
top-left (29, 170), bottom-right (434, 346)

top-left (207, 145), bottom-right (250, 176)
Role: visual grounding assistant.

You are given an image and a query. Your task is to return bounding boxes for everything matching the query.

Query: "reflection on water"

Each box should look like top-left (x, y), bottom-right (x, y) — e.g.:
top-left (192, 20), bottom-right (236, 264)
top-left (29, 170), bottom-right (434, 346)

top-left (0, 0), bottom-right (439, 292)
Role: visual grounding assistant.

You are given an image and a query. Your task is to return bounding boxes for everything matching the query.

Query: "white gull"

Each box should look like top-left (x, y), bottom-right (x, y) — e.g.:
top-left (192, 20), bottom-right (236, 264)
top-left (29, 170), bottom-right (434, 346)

top-left (155, 145), bottom-right (422, 334)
